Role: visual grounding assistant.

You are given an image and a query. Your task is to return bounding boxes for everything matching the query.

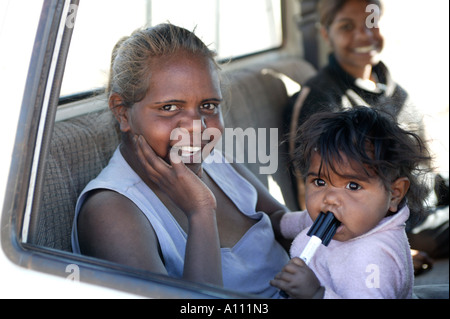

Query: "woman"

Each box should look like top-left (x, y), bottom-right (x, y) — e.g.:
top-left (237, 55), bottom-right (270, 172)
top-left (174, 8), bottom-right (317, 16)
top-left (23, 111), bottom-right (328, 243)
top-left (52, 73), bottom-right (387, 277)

top-left (71, 23), bottom-right (290, 297)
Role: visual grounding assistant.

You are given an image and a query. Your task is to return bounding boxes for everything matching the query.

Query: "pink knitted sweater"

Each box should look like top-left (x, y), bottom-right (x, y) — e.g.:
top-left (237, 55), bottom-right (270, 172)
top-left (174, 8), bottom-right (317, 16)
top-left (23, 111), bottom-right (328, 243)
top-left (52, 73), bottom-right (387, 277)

top-left (280, 206), bottom-right (414, 299)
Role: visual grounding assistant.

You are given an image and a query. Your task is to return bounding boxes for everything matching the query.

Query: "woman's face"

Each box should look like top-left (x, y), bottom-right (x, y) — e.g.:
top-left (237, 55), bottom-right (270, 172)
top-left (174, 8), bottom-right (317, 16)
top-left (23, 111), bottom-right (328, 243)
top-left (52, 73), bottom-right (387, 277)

top-left (304, 153), bottom-right (393, 242)
top-left (323, 0), bottom-right (384, 78)
top-left (121, 51), bottom-right (224, 172)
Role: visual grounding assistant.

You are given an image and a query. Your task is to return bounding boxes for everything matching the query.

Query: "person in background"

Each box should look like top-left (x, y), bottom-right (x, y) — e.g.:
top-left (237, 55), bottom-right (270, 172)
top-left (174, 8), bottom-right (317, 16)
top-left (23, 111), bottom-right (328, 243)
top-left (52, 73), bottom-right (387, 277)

top-left (286, 0), bottom-right (448, 270)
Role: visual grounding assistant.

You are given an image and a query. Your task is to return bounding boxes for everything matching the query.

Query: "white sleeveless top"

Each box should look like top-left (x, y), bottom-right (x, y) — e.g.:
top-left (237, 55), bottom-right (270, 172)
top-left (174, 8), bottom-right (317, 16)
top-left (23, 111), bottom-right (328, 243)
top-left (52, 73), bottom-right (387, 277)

top-left (71, 148), bottom-right (289, 298)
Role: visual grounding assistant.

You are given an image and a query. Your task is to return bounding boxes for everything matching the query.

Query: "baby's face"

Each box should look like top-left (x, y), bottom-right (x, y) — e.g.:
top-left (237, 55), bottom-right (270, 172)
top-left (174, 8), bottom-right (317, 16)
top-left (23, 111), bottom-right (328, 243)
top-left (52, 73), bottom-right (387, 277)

top-left (304, 153), bottom-right (392, 242)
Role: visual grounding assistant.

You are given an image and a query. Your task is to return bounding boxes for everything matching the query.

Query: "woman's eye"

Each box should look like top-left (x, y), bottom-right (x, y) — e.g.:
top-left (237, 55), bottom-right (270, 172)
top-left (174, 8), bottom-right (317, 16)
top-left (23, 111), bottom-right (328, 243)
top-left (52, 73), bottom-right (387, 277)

top-left (314, 178), bottom-right (326, 187)
top-left (346, 182), bottom-right (362, 191)
top-left (339, 23), bottom-right (354, 32)
top-left (200, 103), bottom-right (218, 111)
top-left (161, 104), bottom-right (178, 112)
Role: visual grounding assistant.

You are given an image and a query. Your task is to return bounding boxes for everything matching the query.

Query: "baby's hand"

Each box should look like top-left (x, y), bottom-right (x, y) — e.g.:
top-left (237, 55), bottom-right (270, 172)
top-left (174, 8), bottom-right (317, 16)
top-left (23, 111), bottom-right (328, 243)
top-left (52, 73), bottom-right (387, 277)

top-left (271, 257), bottom-right (324, 299)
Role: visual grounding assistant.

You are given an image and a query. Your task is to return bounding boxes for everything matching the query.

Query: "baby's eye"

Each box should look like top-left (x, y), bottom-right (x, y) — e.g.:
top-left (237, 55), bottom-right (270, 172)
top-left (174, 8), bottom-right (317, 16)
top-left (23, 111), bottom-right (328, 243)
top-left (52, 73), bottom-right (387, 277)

top-left (346, 182), bottom-right (362, 191)
top-left (314, 178), bottom-right (326, 187)
top-left (161, 104), bottom-right (178, 112)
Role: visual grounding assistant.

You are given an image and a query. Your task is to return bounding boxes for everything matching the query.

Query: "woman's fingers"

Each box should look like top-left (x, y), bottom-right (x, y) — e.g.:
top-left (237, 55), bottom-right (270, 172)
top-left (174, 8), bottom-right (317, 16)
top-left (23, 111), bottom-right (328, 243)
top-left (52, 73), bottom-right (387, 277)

top-left (134, 135), bottom-right (200, 192)
top-left (136, 135), bottom-right (187, 174)
top-left (134, 135), bottom-right (179, 187)
top-left (136, 135), bottom-right (169, 168)
top-left (133, 134), bottom-right (216, 215)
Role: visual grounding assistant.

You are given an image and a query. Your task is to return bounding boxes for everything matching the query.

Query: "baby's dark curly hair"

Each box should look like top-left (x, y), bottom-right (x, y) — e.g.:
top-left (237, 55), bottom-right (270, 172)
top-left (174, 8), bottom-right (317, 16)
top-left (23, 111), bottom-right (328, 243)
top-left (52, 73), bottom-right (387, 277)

top-left (293, 107), bottom-right (432, 219)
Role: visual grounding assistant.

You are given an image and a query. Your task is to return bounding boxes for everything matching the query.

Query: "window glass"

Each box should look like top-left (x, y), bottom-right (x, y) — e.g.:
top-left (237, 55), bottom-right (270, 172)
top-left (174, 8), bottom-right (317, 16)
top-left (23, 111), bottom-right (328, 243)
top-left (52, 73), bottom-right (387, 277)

top-left (379, 0), bottom-right (449, 173)
top-left (60, 0), bottom-right (282, 97)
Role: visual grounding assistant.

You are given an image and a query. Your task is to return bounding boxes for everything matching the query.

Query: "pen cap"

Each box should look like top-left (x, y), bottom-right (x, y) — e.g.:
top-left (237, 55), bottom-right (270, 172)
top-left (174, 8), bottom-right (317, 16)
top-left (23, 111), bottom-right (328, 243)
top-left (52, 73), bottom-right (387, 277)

top-left (307, 211), bottom-right (341, 246)
top-left (322, 217), bottom-right (340, 246)
top-left (307, 211), bottom-right (325, 237)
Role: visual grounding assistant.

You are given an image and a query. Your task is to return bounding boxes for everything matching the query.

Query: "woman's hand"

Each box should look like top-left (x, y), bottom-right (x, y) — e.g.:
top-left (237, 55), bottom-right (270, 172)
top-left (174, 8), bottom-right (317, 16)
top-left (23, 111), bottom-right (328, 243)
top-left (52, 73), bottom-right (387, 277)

top-left (134, 135), bottom-right (222, 286)
top-left (271, 257), bottom-right (324, 299)
top-left (134, 135), bottom-right (217, 217)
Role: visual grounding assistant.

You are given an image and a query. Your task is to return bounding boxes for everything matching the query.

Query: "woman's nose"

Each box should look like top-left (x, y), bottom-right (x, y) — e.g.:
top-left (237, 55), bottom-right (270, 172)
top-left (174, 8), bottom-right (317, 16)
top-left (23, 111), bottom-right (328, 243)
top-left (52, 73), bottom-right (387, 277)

top-left (178, 110), bottom-right (207, 133)
top-left (355, 25), bottom-right (374, 40)
top-left (174, 111), bottom-right (206, 146)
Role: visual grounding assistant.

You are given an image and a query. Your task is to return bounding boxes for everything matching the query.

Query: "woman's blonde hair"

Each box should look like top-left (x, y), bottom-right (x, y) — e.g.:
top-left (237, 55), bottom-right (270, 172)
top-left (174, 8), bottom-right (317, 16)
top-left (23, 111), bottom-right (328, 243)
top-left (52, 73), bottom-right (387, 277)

top-left (107, 23), bottom-right (219, 108)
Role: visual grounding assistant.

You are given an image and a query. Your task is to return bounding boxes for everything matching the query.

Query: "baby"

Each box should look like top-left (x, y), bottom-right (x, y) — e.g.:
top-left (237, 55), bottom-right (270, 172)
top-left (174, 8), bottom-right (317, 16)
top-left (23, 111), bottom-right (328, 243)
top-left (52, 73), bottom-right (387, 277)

top-left (272, 107), bottom-right (432, 298)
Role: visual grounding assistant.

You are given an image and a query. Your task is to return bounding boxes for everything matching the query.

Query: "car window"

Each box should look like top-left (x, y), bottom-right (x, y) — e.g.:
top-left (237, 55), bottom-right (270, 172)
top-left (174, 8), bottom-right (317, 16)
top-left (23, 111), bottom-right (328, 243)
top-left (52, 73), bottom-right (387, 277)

top-left (379, 0), bottom-right (449, 173)
top-left (60, 0), bottom-right (282, 97)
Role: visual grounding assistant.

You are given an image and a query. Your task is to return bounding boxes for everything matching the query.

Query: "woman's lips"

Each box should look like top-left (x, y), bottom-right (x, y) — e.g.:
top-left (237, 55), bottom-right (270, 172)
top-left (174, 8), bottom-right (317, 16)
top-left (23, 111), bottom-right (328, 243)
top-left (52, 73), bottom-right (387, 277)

top-left (353, 44), bottom-right (378, 54)
top-left (172, 145), bottom-right (202, 157)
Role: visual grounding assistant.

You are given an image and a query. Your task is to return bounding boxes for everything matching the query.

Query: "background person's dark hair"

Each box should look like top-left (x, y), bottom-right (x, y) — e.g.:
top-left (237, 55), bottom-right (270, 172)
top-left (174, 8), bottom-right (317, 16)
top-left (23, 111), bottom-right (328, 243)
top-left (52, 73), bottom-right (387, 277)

top-left (318, 0), bottom-right (383, 29)
top-left (293, 106), bottom-right (432, 220)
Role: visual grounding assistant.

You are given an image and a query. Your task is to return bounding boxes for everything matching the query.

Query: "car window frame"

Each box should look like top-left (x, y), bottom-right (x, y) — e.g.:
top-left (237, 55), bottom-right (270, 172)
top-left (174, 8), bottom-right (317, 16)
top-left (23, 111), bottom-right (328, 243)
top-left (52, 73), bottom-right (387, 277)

top-left (0, 0), bottom-right (257, 299)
